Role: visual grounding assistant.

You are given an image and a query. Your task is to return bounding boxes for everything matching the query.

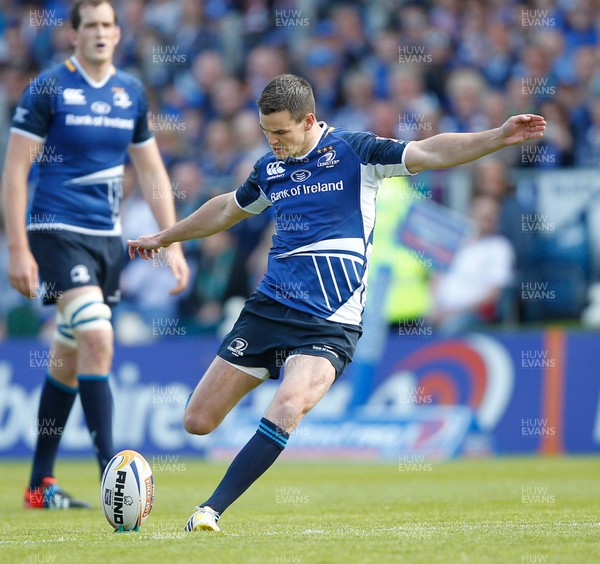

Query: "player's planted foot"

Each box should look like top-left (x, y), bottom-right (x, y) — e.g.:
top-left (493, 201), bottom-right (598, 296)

top-left (184, 506), bottom-right (221, 532)
top-left (24, 477), bottom-right (91, 509)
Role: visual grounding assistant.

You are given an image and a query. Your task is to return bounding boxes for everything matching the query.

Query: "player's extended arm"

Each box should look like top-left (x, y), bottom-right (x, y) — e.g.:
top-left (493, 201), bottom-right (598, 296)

top-left (129, 140), bottom-right (190, 294)
top-left (128, 191), bottom-right (252, 260)
top-left (1, 132), bottom-right (41, 297)
top-left (404, 114), bottom-right (546, 173)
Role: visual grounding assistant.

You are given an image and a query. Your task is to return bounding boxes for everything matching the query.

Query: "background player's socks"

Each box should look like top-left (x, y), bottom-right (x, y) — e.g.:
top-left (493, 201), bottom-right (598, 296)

top-left (29, 374), bottom-right (78, 489)
top-left (201, 417), bottom-right (290, 514)
top-left (78, 374), bottom-right (114, 475)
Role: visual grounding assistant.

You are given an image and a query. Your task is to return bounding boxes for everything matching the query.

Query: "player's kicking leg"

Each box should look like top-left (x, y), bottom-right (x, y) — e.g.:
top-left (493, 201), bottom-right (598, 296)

top-left (182, 357), bottom-right (266, 531)
top-left (184, 354), bottom-right (335, 532)
top-left (183, 357), bottom-right (264, 436)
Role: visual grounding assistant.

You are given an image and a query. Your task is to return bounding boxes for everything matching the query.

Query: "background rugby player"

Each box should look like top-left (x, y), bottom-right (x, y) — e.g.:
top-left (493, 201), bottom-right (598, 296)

top-left (2, 0), bottom-right (189, 509)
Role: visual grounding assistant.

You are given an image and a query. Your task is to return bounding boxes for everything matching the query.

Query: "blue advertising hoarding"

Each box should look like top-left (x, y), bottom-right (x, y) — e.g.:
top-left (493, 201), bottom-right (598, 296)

top-left (0, 330), bottom-right (598, 459)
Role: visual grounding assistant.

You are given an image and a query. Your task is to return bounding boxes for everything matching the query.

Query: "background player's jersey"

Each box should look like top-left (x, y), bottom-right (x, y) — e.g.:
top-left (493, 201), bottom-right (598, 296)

top-left (11, 56), bottom-right (153, 235)
top-left (235, 123), bottom-right (415, 326)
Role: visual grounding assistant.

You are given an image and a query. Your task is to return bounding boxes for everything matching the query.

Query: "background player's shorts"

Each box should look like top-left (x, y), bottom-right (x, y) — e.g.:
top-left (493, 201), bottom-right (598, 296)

top-left (217, 291), bottom-right (362, 380)
top-left (28, 229), bottom-right (123, 305)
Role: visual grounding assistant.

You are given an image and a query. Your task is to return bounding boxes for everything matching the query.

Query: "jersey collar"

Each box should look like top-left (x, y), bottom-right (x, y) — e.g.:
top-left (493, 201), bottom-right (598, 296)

top-left (286, 121), bottom-right (328, 162)
top-left (70, 56), bottom-right (115, 89)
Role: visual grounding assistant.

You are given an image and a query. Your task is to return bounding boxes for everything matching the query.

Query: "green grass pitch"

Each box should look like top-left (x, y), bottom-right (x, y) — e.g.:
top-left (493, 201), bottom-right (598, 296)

top-left (1, 456), bottom-right (598, 563)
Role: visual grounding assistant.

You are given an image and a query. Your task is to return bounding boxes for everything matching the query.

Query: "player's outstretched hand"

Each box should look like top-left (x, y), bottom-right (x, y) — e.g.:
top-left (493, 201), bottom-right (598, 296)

top-left (501, 114), bottom-right (546, 146)
top-left (127, 234), bottom-right (163, 260)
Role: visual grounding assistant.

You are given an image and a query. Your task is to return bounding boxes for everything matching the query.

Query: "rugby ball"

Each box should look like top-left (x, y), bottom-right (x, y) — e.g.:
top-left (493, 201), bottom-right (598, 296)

top-left (100, 450), bottom-right (155, 531)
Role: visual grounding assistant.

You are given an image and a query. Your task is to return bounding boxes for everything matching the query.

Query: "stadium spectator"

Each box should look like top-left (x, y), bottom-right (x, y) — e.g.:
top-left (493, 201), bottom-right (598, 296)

top-left (576, 97), bottom-right (600, 167)
top-left (169, 158), bottom-right (207, 216)
top-left (512, 42), bottom-right (560, 106)
top-left (368, 99), bottom-right (401, 139)
top-left (534, 99), bottom-right (574, 166)
top-left (480, 22), bottom-right (516, 89)
top-left (143, 0), bottom-right (180, 39)
top-left (472, 158), bottom-right (530, 250)
top-left (441, 67), bottom-right (488, 133)
top-left (231, 109), bottom-right (271, 163)
top-left (300, 44), bottom-right (342, 118)
top-left (170, 0), bottom-right (217, 65)
top-left (482, 89), bottom-right (510, 129)
top-left (1, 0), bottom-right (189, 509)
top-left (210, 76), bottom-right (251, 120)
top-left (505, 75), bottom-right (537, 121)
top-left (390, 67), bottom-right (440, 141)
top-left (454, 0), bottom-right (488, 68)
top-left (330, 4), bottom-right (371, 71)
top-left (245, 44), bottom-right (289, 100)
top-left (200, 119), bottom-right (240, 195)
top-left (561, 0), bottom-right (598, 52)
top-left (1, 17), bottom-right (31, 68)
top-left (112, 0), bottom-right (146, 70)
top-left (334, 70), bottom-right (375, 131)
top-left (175, 49), bottom-right (227, 112)
top-left (428, 192), bottom-right (516, 335)
top-left (177, 230), bottom-right (238, 335)
top-left (367, 28), bottom-right (401, 99)
top-left (119, 186), bottom-right (184, 333)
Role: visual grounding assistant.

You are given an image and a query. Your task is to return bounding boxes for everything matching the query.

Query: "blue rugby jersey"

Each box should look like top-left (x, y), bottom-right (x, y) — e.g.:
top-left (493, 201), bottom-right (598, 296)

top-left (11, 56), bottom-right (153, 235)
top-left (235, 123), bottom-right (415, 326)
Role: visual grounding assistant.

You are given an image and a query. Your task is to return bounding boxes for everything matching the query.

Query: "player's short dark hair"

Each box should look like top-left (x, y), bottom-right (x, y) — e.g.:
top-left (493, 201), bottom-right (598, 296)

top-left (70, 0), bottom-right (118, 30)
top-left (257, 74), bottom-right (316, 122)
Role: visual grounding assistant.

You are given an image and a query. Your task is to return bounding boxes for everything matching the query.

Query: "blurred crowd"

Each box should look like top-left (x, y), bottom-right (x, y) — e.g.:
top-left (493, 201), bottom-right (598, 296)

top-left (1, 0), bottom-right (599, 341)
